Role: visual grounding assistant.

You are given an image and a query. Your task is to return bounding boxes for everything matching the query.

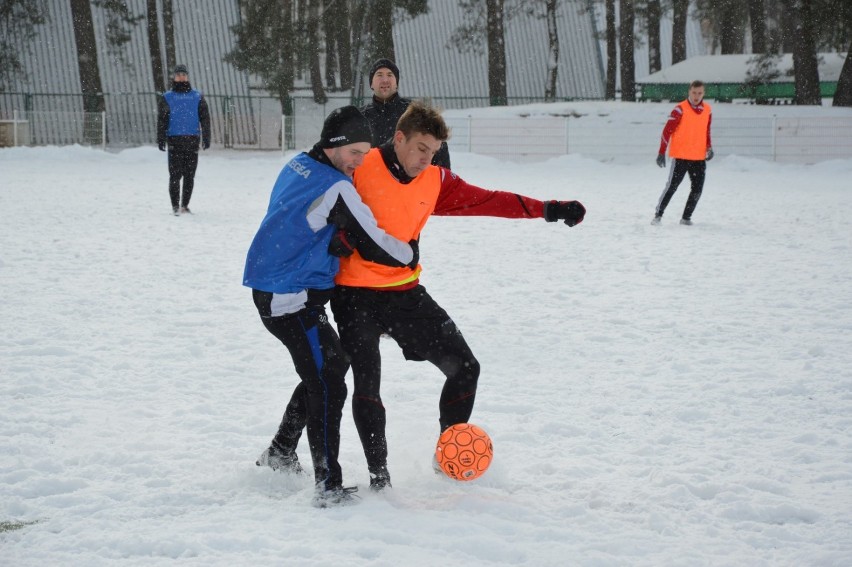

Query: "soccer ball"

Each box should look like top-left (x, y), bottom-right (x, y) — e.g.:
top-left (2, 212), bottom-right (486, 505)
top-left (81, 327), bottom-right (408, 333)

top-left (435, 423), bottom-right (493, 481)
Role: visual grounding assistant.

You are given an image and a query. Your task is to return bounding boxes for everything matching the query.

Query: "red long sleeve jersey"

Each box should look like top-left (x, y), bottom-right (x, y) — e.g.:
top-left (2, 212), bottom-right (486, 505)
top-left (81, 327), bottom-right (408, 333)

top-left (433, 168), bottom-right (547, 219)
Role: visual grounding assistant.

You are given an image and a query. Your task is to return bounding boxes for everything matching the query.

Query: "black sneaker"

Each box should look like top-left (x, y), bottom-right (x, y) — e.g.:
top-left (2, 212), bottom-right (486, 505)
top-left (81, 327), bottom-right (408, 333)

top-left (312, 486), bottom-right (360, 508)
top-left (680, 218), bottom-right (693, 226)
top-left (256, 446), bottom-right (304, 474)
top-left (369, 470), bottom-right (392, 492)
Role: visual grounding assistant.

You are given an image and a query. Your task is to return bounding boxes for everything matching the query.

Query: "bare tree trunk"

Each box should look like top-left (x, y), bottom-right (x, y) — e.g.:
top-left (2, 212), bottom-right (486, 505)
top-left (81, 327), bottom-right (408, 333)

top-left (790, 0), bottom-right (821, 105)
top-left (322, 0), bottom-right (338, 89)
top-left (279, 0), bottom-right (295, 148)
top-left (69, 0), bottom-right (105, 144)
top-left (647, 0), bottom-right (661, 74)
top-left (485, 0), bottom-right (508, 106)
top-left (605, 0), bottom-right (616, 99)
top-left (619, 0), bottom-right (636, 101)
top-left (719, 0), bottom-right (744, 54)
top-left (782, 10), bottom-right (797, 54)
top-left (295, 0), bottom-right (308, 80)
top-left (336, 1), bottom-right (353, 90)
top-left (544, 0), bottom-right (559, 101)
top-left (163, 0), bottom-right (176, 73)
top-left (146, 0), bottom-right (165, 93)
top-left (833, 43), bottom-right (852, 106)
top-left (280, 0), bottom-right (295, 114)
top-left (308, 0), bottom-right (327, 103)
top-left (371, 0), bottom-right (395, 61)
top-left (349, 1), bottom-right (370, 101)
top-left (672, 0), bottom-right (687, 64)
top-left (748, 0), bottom-right (767, 53)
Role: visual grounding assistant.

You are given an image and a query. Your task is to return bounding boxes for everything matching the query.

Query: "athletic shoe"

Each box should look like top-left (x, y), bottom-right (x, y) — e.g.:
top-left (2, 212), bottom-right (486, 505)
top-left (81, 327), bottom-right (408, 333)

top-left (256, 446), bottom-right (304, 474)
top-left (369, 470), bottom-right (392, 492)
top-left (312, 486), bottom-right (360, 508)
top-left (179, 206), bottom-right (192, 215)
top-left (680, 218), bottom-right (693, 226)
top-left (172, 206), bottom-right (179, 216)
top-left (651, 216), bottom-right (661, 225)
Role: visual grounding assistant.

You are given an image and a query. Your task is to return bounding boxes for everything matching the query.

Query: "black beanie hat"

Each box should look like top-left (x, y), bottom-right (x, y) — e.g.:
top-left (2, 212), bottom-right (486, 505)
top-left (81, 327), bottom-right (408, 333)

top-left (368, 58), bottom-right (400, 85)
top-left (319, 106), bottom-right (373, 148)
top-left (174, 64), bottom-right (188, 75)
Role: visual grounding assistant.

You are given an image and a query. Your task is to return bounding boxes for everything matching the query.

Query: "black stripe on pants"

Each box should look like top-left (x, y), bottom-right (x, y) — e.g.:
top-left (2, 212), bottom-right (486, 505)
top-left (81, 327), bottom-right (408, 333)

top-left (253, 290), bottom-right (350, 490)
top-left (331, 285), bottom-right (480, 479)
top-left (656, 158), bottom-right (706, 220)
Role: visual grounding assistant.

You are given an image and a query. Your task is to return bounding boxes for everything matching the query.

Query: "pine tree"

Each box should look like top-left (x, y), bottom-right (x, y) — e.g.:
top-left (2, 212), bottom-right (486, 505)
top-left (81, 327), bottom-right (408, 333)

top-left (0, 0), bottom-right (48, 91)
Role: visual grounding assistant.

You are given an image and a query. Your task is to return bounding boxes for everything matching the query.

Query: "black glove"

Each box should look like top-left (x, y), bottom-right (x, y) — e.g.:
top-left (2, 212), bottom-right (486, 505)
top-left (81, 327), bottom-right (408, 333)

top-left (705, 147), bottom-right (714, 161)
top-left (544, 200), bottom-right (586, 227)
top-left (328, 230), bottom-right (355, 257)
top-left (407, 239), bottom-right (419, 270)
top-left (158, 142), bottom-right (166, 151)
top-left (656, 153), bottom-right (665, 168)
top-left (203, 140), bottom-right (210, 150)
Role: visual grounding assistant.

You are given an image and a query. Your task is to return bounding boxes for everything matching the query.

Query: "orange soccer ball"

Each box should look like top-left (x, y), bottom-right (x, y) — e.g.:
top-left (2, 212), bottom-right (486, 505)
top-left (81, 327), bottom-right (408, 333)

top-left (435, 423), bottom-right (493, 481)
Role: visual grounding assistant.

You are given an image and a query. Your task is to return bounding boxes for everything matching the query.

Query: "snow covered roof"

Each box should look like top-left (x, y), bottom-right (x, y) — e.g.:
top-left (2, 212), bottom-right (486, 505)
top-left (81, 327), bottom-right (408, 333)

top-left (638, 53), bottom-right (848, 84)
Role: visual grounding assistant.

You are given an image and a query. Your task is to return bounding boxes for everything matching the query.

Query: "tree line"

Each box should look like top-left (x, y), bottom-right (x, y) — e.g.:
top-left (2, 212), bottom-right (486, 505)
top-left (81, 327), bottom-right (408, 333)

top-left (1, 0), bottom-right (850, 108)
top-left (607, 0), bottom-right (852, 105)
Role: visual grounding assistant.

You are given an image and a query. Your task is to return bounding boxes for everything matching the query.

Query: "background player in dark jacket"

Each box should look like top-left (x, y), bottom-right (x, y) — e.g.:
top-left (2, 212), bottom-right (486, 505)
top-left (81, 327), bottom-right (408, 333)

top-left (157, 64), bottom-right (211, 215)
top-left (360, 58), bottom-right (452, 169)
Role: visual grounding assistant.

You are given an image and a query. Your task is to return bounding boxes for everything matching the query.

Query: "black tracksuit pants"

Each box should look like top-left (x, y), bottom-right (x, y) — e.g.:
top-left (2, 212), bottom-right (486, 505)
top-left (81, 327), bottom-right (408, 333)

top-left (168, 148), bottom-right (199, 209)
top-left (253, 291), bottom-right (350, 491)
top-left (656, 158), bottom-right (706, 220)
top-left (330, 285), bottom-right (480, 481)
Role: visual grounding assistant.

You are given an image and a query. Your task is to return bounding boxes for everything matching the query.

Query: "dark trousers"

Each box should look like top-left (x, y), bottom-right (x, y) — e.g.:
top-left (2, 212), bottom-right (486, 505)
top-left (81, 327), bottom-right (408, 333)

top-left (168, 149), bottom-right (199, 209)
top-left (330, 285), bottom-right (480, 479)
top-left (253, 290), bottom-right (350, 490)
top-left (656, 158), bottom-right (706, 220)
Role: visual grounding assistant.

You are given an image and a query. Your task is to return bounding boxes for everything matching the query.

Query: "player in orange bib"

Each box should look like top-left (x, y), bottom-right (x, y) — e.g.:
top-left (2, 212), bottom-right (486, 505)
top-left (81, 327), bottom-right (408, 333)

top-left (652, 80), bottom-right (714, 226)
top-left (329, 102), bottom-right (585, 490)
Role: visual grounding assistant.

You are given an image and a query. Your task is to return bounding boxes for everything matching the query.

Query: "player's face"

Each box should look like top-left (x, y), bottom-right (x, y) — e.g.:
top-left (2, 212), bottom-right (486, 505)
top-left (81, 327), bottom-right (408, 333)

top-left (393, 131), bottom-right (442, 178)
top-left (370, 68), bottom-right (398, 101)
top-left (174, 72), bottom-right (188, 82)
top-left (688, 86), bottom-right (705, 106)
top-left (325, 142), bottom-right (371, 178)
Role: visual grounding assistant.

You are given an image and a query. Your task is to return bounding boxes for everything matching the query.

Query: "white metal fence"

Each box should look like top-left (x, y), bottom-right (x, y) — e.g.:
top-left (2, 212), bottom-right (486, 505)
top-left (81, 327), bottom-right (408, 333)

top-left (3, 107), bottom-right (852, 165)
top-left (442, 115), bottom-right (852, 165)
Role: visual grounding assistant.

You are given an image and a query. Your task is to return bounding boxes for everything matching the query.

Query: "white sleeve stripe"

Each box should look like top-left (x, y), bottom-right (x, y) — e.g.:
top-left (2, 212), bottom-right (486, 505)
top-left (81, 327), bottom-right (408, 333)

top-left (335, 181), bottom-right (413, 265)
top-left (306, 189), bottom-right (339, 232)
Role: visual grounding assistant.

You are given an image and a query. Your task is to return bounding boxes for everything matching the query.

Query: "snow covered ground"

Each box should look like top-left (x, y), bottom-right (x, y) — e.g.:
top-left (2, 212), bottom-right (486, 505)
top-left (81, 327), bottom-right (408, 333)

top-left (2, 106), bottom-right (852, 565)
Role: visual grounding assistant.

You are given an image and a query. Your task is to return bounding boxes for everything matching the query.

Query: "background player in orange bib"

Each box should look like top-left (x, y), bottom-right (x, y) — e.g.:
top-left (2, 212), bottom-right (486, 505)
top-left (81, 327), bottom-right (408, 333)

top-left (652, 80), bottom-right (714, 226)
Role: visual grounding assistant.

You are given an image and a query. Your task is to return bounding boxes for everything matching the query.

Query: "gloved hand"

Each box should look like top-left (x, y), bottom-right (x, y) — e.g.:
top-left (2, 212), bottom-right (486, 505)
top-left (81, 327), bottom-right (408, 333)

top-left (706, 147), bottom-right (714, 161)
top-left (544, 200), bottom-right (586, 227)
top-left (407, 239), bottom-right (420, 270)
top-left (656, 153), bottom-right (666, 168)
top-left (158, 142), bottom-right (166, 151)
top-left (328, 230), bottom-right (355, 257)
top-left (203, 140), bottom-right (210, 150)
